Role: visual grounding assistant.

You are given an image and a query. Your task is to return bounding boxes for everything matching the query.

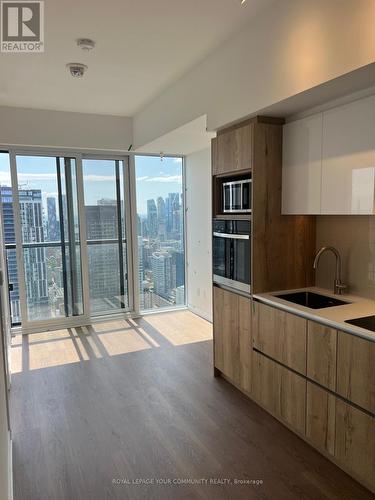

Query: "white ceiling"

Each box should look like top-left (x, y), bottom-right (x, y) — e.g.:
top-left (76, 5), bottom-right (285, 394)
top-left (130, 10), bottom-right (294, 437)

top-left (0, 0), bottom-right (274, 116)
top-left (136, 115), bottom-right (215, 155)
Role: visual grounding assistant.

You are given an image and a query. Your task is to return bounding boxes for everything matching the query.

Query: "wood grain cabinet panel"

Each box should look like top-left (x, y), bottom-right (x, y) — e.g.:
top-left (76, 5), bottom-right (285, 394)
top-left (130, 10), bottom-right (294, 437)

top-left (306, 382), bottom-right (336, 456)
top-left (211, 137), bottom-right (219, 175)
top-left (216, 124), bottom-right (253, 174)
top-left (252, 351), bottom-right (306, 434)
top-left (213, 287), bottom-right (251, 392)
top-left (238, 295), bottom-right (252, 393)
top-left (335, 399), bottom-right (375, 492)
top-left (253, 301), bottom-right (307, 374)
top-left (337, 332), bottom-right (375, 414)
top-left (307, 322), bottom-right (337, 390)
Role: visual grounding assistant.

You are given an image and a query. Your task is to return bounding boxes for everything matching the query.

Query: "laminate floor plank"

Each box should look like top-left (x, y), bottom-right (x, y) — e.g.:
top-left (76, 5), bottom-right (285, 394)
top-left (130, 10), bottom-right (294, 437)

top-left (10, 311), bottom-right (374, 500)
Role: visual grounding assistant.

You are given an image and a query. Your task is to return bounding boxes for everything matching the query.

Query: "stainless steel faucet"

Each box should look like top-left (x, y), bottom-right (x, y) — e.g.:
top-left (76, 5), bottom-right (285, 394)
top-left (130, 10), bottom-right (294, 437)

top-left (313, 246), bottom-right (347, 295)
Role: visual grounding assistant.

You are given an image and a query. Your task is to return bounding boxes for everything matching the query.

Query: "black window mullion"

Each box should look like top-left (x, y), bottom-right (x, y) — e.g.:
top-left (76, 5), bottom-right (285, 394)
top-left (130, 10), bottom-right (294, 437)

top-left (115, 160), bottom-right (125, 309)
top-left (56, 158), bottom-right (69, 317)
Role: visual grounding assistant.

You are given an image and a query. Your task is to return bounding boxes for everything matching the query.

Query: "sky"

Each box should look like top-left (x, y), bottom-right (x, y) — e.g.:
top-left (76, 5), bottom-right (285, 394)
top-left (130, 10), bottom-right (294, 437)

top-left (0, 153), bottom-right (183, 216)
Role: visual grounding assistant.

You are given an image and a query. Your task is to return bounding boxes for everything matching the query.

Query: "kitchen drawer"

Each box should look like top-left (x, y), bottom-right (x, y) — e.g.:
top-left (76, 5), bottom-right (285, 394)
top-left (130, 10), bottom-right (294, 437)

top-left (253, 301), bottom-right (307, 374)
top-left (307, 321), bottom-right (337, 390)
top-left (306, 382), bottom-right (335, 456)
top-left (252, 351), bottom-right (306, 434)
top-left (337, 332), bottom-right (375, 414)
top-left (335, 399), bottom-right (375, 492)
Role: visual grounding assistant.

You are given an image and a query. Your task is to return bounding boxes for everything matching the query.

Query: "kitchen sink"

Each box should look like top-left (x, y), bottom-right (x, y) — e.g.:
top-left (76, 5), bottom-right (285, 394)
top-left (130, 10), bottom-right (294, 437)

top-left (345, 315), bottom-right (375, 332)
top-left (274, 291), bottom-right (350, 309)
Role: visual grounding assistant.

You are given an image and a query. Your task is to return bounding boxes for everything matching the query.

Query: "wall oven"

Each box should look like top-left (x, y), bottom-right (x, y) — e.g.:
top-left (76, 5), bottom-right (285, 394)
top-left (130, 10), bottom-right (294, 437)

top-left (213, 219), bottom-right (251, 294)
top-left (222, 178), bottom-right (251, 213)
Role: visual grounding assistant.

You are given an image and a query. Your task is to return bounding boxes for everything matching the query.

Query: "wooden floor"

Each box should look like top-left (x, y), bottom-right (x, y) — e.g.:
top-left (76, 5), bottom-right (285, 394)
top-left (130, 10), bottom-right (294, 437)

top-left (10, 311), bottom-right (373, 500)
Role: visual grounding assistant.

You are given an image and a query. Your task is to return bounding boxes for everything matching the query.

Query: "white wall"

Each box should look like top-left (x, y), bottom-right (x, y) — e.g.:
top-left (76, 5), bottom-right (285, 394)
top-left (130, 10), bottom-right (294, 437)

top-left (186, 148), bottom-right (212, 321)
top-left (133, 0), bottom-right (375, 147)
top-left (0, 106), bottom-right (133, 151)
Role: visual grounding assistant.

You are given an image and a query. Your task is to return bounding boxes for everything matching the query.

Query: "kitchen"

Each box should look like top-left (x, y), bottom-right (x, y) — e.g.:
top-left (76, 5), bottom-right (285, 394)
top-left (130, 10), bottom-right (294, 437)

top-left (211, 91), bottom-right (375, 494)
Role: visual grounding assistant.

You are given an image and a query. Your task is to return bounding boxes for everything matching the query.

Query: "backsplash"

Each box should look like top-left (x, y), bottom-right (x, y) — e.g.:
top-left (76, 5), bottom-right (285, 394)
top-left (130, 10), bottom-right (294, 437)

top-left (315, 216), bottom-right (375, 298)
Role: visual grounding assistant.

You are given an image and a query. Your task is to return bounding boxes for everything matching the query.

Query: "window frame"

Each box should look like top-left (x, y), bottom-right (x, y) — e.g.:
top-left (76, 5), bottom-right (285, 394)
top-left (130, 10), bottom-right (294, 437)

top-left (0, 146), bottom-right (187, 333)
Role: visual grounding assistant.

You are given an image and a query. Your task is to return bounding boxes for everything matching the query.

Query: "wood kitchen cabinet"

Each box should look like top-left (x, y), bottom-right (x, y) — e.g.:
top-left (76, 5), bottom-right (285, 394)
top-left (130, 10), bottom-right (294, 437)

top-left (214, 123), bottom-right (253, 175)
top-left (306, 382), bottom-right (336, 456)
top-left (213, 286), bottom-right (251, 393)
top-left (252, 301), bottom-right (307, 374)
top-left (252, 351), bottom-right (306, 434)
top-left (307, 321), bottom-right (337, 390)
top-left (335, 399), bottom-right (375, 492)
top-left (337, 331), bottom-right (375, 414)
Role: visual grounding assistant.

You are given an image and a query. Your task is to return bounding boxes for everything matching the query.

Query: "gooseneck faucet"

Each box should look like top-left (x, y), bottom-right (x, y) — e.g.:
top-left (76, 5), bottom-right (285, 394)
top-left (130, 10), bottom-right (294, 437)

top-left (313, 246), bottom-right (347, 295)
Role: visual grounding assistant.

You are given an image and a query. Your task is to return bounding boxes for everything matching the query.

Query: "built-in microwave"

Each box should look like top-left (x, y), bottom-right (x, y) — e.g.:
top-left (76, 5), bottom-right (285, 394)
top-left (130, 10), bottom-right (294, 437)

top-left (212, 219), bottom-right (251, 295)
top-left (222, 178), bottom-right (251, 213)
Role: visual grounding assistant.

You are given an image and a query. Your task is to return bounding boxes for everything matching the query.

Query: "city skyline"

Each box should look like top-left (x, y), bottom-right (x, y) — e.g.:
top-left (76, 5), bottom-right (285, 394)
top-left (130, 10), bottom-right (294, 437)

top-left (0, 154), bottom-right (183, 216)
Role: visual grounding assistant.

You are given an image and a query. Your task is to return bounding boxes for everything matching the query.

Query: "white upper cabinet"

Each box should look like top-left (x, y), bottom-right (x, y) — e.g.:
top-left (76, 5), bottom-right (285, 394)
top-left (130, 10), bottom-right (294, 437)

top-left (321, 95), bottom-right (375, 214)
top-left (282, 93), bottom-right (375, 215)
top-left (282, 114), bottom-right (322, 214)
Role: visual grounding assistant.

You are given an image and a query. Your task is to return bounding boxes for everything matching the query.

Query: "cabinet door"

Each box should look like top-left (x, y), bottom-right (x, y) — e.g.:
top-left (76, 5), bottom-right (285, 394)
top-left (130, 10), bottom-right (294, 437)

top-left (335, 399), bottom-right (375, 492)
top-left (282, 114), bottom-right (322, 214)
top-left (252, 351), bottom-right (306, 434)
top-left (253, 301), bottom-right (307, 374)
top-left (306, 382), bottom-right (336, 456)
top-left (238, 295), bottom-right (252, 393)
top-left (307, 321), bottom-right (337, 390)
top-left (213, 286), bottom-right (239, 382)
top-left (216, 124), bottom-right (253, 174)
top-left (321, 95), bottom-right (375, 214)
top-left (337, 332), bottom-right (375, 414)
top-left (211, 137), bottom-right (219, 175)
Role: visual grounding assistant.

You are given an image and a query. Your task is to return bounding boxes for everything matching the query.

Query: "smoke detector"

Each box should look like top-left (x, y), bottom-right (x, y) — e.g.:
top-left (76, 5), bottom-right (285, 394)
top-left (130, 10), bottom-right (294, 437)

top-left (66, 63), bottom-right (88, 78)
top-left (77, 38), bottom-right (95, 51)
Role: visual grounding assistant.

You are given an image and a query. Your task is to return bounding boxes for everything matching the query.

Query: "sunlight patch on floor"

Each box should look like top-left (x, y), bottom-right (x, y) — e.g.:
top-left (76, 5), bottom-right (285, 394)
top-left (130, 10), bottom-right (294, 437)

top-left (141, 310), bottom-right (212, 346)
top-left (11, 311), bottom-right (212, 373)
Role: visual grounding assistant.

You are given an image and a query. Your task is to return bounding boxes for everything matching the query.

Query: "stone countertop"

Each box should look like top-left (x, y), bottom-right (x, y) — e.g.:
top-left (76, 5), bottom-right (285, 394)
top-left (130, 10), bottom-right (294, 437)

top-left (253, 287), bottom-right (375, 343)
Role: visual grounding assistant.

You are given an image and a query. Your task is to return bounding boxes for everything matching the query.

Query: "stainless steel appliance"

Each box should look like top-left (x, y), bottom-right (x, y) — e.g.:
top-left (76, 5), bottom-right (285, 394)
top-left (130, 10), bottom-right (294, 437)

top-left (213, 219), bottom-right (251, 294)
top-left (222, 178), bottom-right (251, 213)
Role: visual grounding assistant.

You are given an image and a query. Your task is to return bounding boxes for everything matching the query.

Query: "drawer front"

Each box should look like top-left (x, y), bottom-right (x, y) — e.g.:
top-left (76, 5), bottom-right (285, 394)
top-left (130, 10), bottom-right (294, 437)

top-left (252, 351), bottom-right (306, 434)
top-left (253, 301), bottom-right (307, 374)
top-left (337, 332), bottom-right (375, 414)
top-left (335, 399), bottom-right (375, 491)
top-left (306, 382), bottom-right (335, 456)
top-left (307, 321), bottom-right (337, 390)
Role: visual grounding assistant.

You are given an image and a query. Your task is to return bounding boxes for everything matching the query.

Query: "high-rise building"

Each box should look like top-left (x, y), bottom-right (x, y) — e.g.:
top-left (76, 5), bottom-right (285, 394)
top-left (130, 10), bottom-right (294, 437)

top-left (147, 199), bottom-right (158, 238)
top-left (0, 186), bottom-right (21, 323)
top-left (166, 192), bottom-right (180, 238)
top-left (85, 204), bottom-right (126, 311)
top-left (157, 196), bottom-right (166, 240)
top-left (19, 189), bottom-right (48, 319)
top-left (47, 197), bottom-right (59, 242)
top-left (151, 251), bottom-right (172, 299)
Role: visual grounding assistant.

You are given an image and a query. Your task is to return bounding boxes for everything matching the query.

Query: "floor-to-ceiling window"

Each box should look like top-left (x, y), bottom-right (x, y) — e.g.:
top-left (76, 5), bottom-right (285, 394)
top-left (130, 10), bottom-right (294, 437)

top-left (82, 158), bottom-right (130, 315)
top-left (0, 151), bottom-right (186, 328)
top-left (13, 155), bottom-right (84, 324)
top-left (135, 155), bottom-right (185, 311)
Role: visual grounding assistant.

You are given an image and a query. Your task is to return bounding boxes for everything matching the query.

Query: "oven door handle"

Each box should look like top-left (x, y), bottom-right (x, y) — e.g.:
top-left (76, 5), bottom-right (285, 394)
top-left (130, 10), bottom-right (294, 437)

top-left (213, 232), bottom-right (249, 240)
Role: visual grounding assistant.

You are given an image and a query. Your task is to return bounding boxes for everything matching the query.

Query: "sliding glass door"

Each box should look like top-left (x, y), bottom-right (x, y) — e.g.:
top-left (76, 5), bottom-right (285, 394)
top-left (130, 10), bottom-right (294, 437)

top-left (82, 157), bottom-right (131, 315)
top-left (1, 150), bottom-right (185, 330)
top-left (11, 154), bottom-right (84, 327)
